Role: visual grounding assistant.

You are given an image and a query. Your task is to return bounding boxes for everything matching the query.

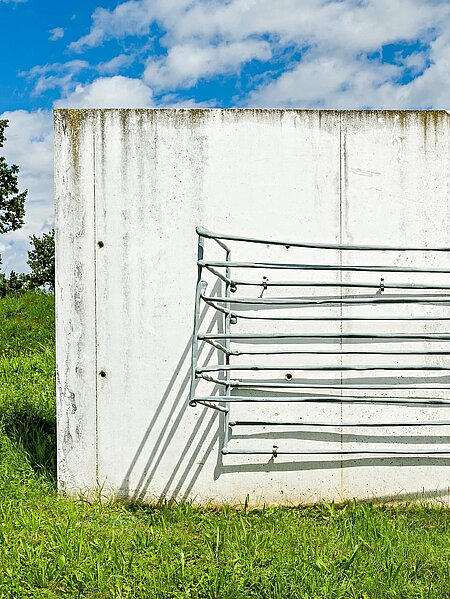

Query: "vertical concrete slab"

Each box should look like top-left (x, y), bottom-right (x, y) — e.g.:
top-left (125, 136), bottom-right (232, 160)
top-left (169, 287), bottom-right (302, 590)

top-left (55, 110), bottom-right (97, 492)
top-left (340, 111), bottom-right (450, 500)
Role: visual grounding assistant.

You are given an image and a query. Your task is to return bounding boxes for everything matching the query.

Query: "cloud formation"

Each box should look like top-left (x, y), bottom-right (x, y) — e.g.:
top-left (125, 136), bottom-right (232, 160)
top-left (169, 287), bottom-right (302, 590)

top-left (49, 27), bottom-right (64, 41)
top-left (4, 0), bottom-right (450, 272)
top-left (24, 60), bottom-right (90, 95)
top-left (21, 0), bottom-right (450, 109)
top-left (54, 76), bottom-right (154, 108)
top-left (144, 40), bottom-right (272, 90)
top-left (60, 0), bottom-right (450, 108)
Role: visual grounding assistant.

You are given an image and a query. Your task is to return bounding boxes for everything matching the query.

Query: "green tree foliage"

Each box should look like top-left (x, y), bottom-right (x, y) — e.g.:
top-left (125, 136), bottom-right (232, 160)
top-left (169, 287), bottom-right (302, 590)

top-left (0, 269), bottom-right (31, 296)
top-left (0, 120), bottom-right (26, 237)
top-left (0, 119), bottom-right (27, 288)
top-left (27, 229), bottom-right (55, 291)
top-left (0, 229), bottom-right (55, 296)
top-left (0, 120), bottom-right (55, 296)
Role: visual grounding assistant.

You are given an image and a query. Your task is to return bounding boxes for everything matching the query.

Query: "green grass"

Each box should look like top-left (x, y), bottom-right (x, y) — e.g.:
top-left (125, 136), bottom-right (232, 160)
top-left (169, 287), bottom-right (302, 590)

top-left (0, 292), bottom-right (449, 598)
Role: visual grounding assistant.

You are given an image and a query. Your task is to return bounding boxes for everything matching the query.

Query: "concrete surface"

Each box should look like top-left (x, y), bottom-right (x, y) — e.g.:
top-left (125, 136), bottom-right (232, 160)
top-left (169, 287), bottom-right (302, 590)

top-left (55, 109), bottom-right (450, 504)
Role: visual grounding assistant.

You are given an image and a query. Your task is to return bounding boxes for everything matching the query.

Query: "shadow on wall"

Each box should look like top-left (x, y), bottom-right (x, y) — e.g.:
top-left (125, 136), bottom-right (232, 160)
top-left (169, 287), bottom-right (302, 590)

top-left (118, 284), bottom-right (450, 504)
top-left (119, 280), bottom-right (222, 503)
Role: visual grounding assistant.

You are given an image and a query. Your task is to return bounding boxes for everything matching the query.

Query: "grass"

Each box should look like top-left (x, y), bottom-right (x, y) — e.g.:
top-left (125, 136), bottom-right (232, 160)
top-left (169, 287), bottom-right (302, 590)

top-left (0, 292), bottom-right (449, 598)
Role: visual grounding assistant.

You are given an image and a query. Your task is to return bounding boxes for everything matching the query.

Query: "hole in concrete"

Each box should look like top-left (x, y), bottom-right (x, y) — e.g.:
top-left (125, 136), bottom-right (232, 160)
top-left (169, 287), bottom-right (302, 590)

top-left (97, 241), bottom-right (104, 248)
top-left (99, 370), bottom-right (106, 378)
top-left (285, 373), bottom-right (293, 381)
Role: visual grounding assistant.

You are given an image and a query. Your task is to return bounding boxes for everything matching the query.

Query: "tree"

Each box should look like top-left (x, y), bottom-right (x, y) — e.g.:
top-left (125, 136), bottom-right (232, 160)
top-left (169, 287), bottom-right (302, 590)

top-left (0, 119), bottom-right (27, 283)
top-left (0, 119), bottom-right (54, 296)
top-left (27, 229), bottom-right (55, 291)
top-left (0, 120), bottom-right (26, 236)
top-left (0, 229), bottom-right (55, 296)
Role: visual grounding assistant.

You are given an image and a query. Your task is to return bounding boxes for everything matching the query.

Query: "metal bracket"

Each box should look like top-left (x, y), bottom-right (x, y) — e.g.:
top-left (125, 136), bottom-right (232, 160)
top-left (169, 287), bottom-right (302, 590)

top-left (259, 276), bottom-right (269, 298)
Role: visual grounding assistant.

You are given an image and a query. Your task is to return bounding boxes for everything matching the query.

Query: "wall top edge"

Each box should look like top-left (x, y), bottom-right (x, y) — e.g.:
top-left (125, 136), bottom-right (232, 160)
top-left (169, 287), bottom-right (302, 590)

top-left (53, 108), bottom-right (450, 134)
top-left (53, 108), bottom-right (450, 115)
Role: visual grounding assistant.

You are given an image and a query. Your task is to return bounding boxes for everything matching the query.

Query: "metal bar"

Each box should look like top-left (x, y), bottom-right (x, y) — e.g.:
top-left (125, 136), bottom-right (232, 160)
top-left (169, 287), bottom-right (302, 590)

top-left (201, 295), bottom-right (233, 318)
top-left (188, 232), bottom-right (206, 405)
top-left (194, 339), bottom-right (450, 357)
top-left (201, 337), bottom-right (232, 355)
top-left (234, 279), bottom-right (450, 291)
top-left (197, 226), bottom-right (450, 252)
top-left (195, 395), bottom-right (450, 405)
top-left (197, 364), bottom-right (450, 373)
top-left (202, 294), bottom-right (450, 306)
top-left (189, 281), bottom-right (205, 404)
top-left (194, 400), bottom-right (229, 413)
top-left (229, 420), bottom-right (450, 427)
top-left (199, 260), bottom-right (450, 274)
top-left (204, 264), bottom-right (234, 286)
top-left (222, 246), bottom-right (232, 454)
top-left (231, 314), bottom-right (450, 321)
top-left (202, 305), bottom-right (450, 321)
top-left (212, 238), bottom-right (231, 252)
top-left (221, 448), bottom-right (450, 455)
top-left (198, 228), bottom-right (231, 252)
top-left (231, 349), bottom-right (450, 356)
top-left (198, 375), bottom-right (450, 390)
top-left (199, 332), bottom-right (450, 340)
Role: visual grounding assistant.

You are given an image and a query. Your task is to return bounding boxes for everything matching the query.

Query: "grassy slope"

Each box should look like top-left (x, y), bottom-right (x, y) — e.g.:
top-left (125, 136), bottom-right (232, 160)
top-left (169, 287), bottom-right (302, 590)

top-left (0, 292), bottom-right (449, 598)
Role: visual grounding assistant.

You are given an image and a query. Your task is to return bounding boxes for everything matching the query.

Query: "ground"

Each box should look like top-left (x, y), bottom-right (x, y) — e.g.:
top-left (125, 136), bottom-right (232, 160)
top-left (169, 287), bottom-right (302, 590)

top-left (0, 292), bottom-right (449, 598)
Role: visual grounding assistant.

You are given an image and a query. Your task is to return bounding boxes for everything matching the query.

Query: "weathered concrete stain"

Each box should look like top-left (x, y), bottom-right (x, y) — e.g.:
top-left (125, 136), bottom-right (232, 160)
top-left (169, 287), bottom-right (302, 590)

top-left (56, 109), bottom-right (90, 178)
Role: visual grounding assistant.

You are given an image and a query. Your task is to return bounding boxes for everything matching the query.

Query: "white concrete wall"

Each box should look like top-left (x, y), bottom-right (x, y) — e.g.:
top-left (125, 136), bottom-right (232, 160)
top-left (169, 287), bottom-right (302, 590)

top-left (55, 109), bottom-right (450, 504)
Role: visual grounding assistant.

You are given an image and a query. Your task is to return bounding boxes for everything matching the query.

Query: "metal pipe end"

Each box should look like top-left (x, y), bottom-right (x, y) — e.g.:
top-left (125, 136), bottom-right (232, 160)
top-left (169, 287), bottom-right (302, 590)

top-left (228, 421), bottom-right (236, 427)
top-left (221, 447), bottom-right (230, 455)
top-left (189, 400), bottom-right (197, 408)
top-left (196, 225), bottom-right (212, 237)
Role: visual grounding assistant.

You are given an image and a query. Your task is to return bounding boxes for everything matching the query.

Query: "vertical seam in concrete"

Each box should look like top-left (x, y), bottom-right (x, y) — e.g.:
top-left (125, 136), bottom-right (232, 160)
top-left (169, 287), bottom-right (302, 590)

top-left (339, 111), bottom-right (344, 498)
top-left (93, 121), bottom-right (99, 487)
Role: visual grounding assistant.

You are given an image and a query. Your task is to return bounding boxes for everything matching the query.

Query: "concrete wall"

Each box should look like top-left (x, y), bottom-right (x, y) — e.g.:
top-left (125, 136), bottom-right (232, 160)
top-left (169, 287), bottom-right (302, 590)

top-left (55, 109), bottom-right (450, 504)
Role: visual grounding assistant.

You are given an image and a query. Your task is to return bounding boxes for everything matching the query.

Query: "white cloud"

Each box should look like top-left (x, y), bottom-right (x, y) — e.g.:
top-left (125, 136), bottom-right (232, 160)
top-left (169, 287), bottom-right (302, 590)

top-left (0, 110), bottom-right (53, 273)
top-left (54, 76), bottom-right (154, 108)
top-left (68, 0), bottom-right (195, 52)
top-left (25, 56), bottom-right (138, 98)
top-left (246, 52), bottom-right (399, 108)
top-left (67, 0), bottom-right (450, 107)
top-left (97, 54), bottom-right (134, 75)
top-left (49, 27), bottom-right (65, 41)
top-left (247, 28), bottom-right (450, 109)
top-left (70, 1), bottom-right (449, 51)
top-left (393, 32), bottom-right (450, 108)
top-left (69, 0), bottom-right (158, 52)
top-left (145, 40), bottom-right (271, 89)
top-left (24, 60), bottom-right (90, 95)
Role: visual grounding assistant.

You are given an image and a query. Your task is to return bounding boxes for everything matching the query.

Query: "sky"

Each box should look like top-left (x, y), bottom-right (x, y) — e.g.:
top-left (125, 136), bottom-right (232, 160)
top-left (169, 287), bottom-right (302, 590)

top-left (1, 0), bottom-right (450, 273)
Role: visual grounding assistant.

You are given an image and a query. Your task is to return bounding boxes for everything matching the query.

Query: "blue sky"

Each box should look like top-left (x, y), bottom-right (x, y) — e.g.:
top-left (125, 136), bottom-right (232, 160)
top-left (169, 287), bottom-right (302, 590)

top-left (1, 0), bottom-right (450, 272)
